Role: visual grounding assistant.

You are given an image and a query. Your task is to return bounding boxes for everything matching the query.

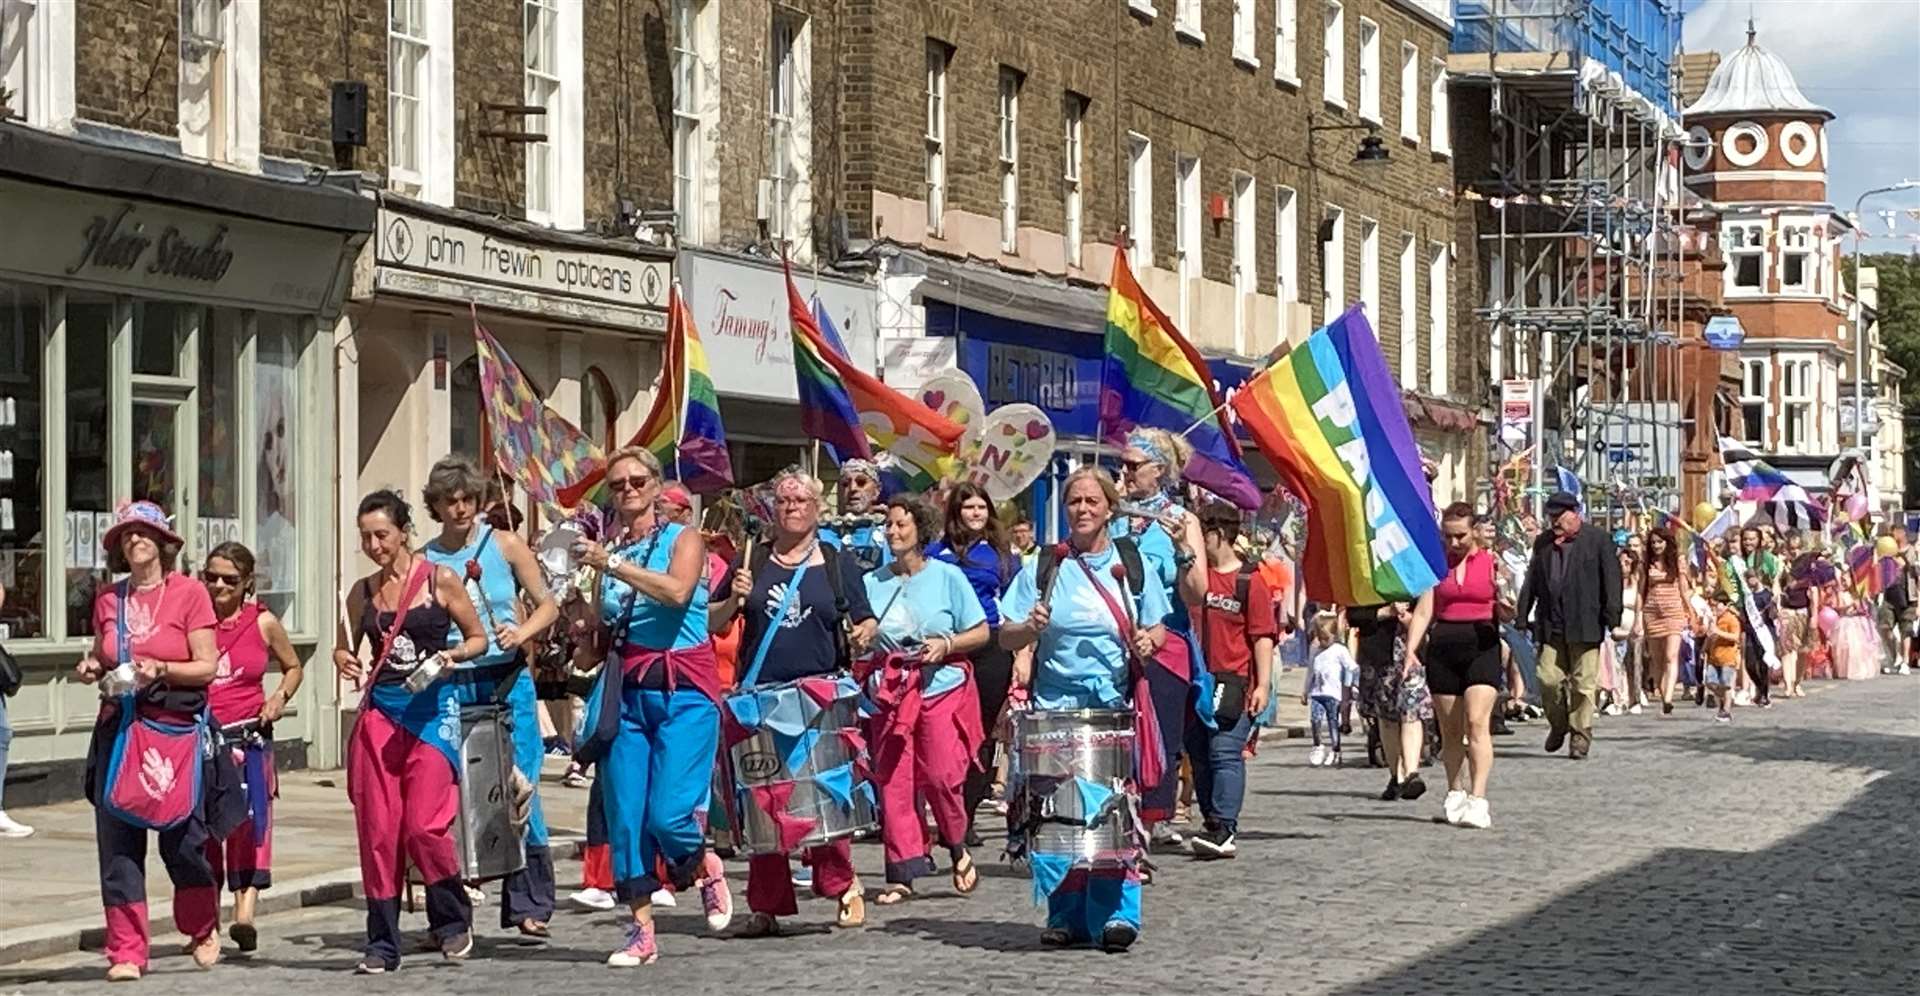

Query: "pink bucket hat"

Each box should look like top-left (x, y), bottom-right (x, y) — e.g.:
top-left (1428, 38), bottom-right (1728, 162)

top-left (101, 499), bottom-right (183, 553)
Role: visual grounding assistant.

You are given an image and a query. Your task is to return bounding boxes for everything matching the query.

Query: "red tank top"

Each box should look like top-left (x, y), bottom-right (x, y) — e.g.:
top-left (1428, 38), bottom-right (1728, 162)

top-left (1434, 549), bottom-right (1497, 623)
top-left (207, 602), bottom-right (270, 724)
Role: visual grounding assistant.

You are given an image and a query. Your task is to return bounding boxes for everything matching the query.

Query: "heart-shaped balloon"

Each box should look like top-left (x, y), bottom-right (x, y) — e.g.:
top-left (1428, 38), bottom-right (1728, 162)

top-left (915, 371), bottom-right (986, 438)
top-left (959, 404), bottom-right (1056, 501)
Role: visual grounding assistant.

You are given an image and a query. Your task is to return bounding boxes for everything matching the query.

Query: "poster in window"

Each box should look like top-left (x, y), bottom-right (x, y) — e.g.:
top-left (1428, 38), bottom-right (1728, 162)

top-left (254, 325), bottom-right (299, 616)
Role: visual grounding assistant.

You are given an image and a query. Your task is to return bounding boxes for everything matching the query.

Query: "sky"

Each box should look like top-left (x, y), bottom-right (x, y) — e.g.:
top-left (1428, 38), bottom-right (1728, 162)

top-left (1682, 0), bottom-right (1920, 254)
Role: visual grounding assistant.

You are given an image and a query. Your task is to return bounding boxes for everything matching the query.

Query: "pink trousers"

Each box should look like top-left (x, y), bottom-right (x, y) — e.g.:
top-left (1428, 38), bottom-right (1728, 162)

top-left (873, 686), bottom-right (977, 885)
top-left (745, 840), bottom-right (856, 917)
top-left (345, 708), bottom-right (460, 900)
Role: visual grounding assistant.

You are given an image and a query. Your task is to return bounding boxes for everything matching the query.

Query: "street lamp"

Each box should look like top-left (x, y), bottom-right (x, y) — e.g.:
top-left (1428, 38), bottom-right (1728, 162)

top-left (1851, 179), bottom-right (1920, 465)
top-left (1309, 114), bottom-right (1391, 168)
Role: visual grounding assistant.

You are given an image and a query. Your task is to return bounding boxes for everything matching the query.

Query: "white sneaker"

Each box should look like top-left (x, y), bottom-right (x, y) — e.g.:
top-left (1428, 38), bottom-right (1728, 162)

top-left (464, 885), bottom-right (486, 905)
top-left (1457, 796), bottom-right (1492, 829)
top-left (569, 888), bottom-right (617, 911)
top-left (1442, 789), bottom-right (1468, 826)
top-left (1627, 704), bottom-right (1644, 716)
top-left (1307, 744), bottom-right (1326, 767)
top-left (0, 812), bottom-right (33, 839)
top-left (649, 888), bottom-right (677, 908)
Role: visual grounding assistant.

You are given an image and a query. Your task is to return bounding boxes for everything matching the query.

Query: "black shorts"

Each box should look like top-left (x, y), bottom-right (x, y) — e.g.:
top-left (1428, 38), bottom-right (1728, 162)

top-left (1424, 620), bottom-right (1503, 696)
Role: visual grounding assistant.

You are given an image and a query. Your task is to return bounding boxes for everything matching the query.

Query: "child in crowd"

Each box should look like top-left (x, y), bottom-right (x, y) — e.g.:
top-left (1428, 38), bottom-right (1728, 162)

top-left (1740, 571), bottom-right (1777, 709)
top-left (1302, 613), bottom-right (1352, 766)
top-left (1706, 591), bottom-right (1743, 723)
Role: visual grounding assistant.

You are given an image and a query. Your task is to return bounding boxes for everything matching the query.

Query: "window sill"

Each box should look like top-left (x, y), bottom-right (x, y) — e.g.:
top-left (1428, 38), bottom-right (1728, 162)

top-left (1359, 110), bottom-right (1382, 126)
top-left (1274, 72), bottom-right (1301, 90)
top-left (1324, 96), bottom-right (1348, 112)
top-left (1431, 147), bottom-right (1452, 161)
top-left (1175, 24), bottom-right (1206, 44)
top-left (1128, 1), bottom-right (1157, 21)
top-left (1401, 132), bottom-right (1419, 148)
top-left (1234, 50), bottom-right (1261, 70)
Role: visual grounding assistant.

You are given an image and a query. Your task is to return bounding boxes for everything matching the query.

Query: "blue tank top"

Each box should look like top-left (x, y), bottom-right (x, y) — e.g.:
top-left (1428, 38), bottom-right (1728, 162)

top-left (422, 525), bottom-right (519, 665)
top-left (600, 521), bottom-right (709, 650)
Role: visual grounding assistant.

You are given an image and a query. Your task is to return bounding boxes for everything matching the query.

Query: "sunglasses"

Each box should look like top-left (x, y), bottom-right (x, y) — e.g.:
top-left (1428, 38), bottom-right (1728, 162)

top-left (608, 474), bottom-right (654, 493)
top-left (201, 571), bottom-right (245, 588)
top-left (1121, 458), bottom-right (1151, 471)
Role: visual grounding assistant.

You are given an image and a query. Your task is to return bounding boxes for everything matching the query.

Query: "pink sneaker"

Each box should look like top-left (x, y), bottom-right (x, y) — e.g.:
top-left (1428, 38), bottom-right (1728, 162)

top-left (698, 853), bottom-right (733, 932)
top-left (605, 921), bottom-right (657, 967)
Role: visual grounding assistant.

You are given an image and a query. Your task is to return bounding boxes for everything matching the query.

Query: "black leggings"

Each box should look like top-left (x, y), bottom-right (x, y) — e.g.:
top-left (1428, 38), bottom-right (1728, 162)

top-left (963, 640), bottom-right (1015, 830)
top-left (1743, 641), bottom-right (1772, 704)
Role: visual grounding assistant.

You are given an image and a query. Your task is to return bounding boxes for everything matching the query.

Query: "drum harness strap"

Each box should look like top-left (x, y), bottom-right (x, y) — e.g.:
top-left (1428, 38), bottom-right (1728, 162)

top-left (736, 552), bottom-right (810, 690)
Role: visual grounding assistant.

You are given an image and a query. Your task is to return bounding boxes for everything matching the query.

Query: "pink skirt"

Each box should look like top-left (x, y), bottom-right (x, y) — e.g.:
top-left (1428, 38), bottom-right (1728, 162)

top-left (1829, 616), bottom-right (1882, 681)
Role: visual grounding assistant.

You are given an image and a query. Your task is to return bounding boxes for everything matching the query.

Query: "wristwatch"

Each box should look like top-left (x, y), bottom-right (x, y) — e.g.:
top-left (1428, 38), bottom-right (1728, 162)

top-left (1174, 550), bottom-right (1196, 569)
top-left (607, 551), bottom-right (626, 572)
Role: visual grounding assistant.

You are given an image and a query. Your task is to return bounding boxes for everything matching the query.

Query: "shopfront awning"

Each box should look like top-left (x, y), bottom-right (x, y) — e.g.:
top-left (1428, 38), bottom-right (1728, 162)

top-left (898, 247), bottom-right (1108, 334)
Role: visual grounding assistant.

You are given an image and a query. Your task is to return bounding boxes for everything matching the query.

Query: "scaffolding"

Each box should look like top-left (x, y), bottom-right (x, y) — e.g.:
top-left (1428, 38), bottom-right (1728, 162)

top-left (1452, 0), bottom-right (1694, 523)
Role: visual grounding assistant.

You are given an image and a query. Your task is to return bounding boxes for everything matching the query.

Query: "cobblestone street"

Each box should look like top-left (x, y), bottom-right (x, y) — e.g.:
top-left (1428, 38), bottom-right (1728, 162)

top-left (4, 679), bottom-right (1911, 996)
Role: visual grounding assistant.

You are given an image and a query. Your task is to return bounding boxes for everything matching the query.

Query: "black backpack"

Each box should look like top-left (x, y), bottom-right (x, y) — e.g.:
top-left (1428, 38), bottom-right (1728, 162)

top-left (1035, 536), bottom-right (1146, 602)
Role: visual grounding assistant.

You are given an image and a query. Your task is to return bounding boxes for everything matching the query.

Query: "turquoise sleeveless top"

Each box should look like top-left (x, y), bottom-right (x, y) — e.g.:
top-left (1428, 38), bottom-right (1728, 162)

top-left (599, 521), bottom-right (710, 650)
top-left (422, 524), bottom-right (519, 665)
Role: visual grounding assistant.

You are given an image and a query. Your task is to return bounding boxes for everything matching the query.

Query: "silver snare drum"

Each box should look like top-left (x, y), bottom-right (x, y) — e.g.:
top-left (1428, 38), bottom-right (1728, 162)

top-left (1009, 708), bottom-right (1136, 862)
top-left (452, 705), bottom-right (526, 882)
top-left (725, 676), bottom-right (877, 857)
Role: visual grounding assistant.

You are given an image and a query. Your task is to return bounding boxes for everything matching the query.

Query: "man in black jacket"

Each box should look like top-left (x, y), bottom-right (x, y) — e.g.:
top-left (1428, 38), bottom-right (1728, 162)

top-left (1515, 492), bottom-right (1622, 759)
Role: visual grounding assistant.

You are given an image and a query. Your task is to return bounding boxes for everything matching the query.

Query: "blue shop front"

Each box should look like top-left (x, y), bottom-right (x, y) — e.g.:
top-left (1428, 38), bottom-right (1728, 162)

top-left (928, 303), bottom-right (1273, 542)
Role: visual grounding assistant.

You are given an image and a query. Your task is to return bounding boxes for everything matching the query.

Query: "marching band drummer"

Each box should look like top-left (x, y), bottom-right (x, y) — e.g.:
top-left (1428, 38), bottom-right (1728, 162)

top-left (819, 458), bottom-right (891, 573)
top-left (1115, 429), bottom-right (1208, 846)
top-left (710, 468), bottom-right (877, 938)
top-left (862, 495), bottom-right (990, 905)
top-left (571, 447), bottom-right (734, 967)
top-left (334, 490), bottom-right (490, 974)
top-left (418, 457), bottom-right (561, 937)
top-left (1000, 467), bottom-right (1172, 953)
top-left (199, 542), bottom-right (305, 953)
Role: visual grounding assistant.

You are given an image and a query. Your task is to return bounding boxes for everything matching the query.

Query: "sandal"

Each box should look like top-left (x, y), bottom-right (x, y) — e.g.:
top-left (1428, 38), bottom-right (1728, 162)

top-left (736, 912), bottom-right (781, 938)
top-left (951, 851), bottom-right (979, 895)
top-left (836, 883), bottom-right (867, 928)
top-left (517, 919), bottom-right (550, 938)
top-left (874, 884), bottom-right (914, 906)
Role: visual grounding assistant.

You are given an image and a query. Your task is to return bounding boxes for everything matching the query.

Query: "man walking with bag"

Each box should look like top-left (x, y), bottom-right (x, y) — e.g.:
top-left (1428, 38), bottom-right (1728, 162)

top-left (1515, 492), bottom-right (1621, 760)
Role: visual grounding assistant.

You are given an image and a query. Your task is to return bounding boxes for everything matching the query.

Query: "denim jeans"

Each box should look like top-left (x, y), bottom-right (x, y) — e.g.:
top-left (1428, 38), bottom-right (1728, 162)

top-left (1183, 709), bottom-right (1253, 834)
top-left (1308, 695), bottom-right (1341, 753)
top-left (0, 693), bottom-right (12, 809)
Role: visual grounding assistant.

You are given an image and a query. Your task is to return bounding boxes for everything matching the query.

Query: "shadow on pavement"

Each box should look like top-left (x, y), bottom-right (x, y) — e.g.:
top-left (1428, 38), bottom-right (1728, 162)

top-left (1327, 720), bottom-right (1919, 996)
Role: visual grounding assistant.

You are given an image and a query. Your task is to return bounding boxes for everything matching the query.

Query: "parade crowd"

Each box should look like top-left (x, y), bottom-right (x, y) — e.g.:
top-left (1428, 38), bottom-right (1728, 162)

top-left (17, 428), bottom-right (1917, 982)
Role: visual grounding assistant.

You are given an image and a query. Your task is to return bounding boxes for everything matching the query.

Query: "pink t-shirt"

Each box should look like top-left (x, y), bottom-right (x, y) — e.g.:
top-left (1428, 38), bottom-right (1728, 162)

top-left (208, 602), bottom-right (270, 724)
top-left (94, 572), bottom-right (218, 665)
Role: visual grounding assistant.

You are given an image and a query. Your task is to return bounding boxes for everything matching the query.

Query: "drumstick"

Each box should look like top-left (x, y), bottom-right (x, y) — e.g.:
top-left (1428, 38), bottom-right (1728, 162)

top-left (1039, 543), bottom-right (1070, 604)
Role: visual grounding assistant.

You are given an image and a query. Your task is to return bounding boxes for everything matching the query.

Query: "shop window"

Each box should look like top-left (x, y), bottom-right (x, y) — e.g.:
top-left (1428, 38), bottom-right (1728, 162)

top-left (0, 284), bottom-right (44, 640)
top-left (196, 312), bottom-right (240, 567)
top-left (451, 355), bottom-right (484, 464)
top-left (582, 364), bottom-right (619, 449)
top-left (64, 296), bottom-right (112, 638)
top-left (134, 301), bottom-right (194, 376)
top-left (254, 316), bottom-right (300, 619)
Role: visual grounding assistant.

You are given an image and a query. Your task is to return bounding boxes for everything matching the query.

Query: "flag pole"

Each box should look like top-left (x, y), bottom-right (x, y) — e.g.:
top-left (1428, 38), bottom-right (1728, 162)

top-left (670, 281), bottom-right (687, 486)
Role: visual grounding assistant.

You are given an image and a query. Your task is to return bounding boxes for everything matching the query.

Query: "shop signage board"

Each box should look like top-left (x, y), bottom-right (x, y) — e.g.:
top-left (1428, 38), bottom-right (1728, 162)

top-left (376, 206), bottom-right (669, 313)
top-left (679, 250), bottom-right (880, 403)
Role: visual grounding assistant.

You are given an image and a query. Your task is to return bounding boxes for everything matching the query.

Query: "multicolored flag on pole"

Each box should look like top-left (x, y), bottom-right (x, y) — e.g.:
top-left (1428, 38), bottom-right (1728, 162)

top-left (1099, 245), bottom-right (1262, 509)
top-left (1229, 303), bottom-right (1447, 605)
top-left (472, 319), bottom-right (606, 509)
top-left (636, 285), bottom-right (733, 493)
top-left (784, 259), bottom-right (964, 482)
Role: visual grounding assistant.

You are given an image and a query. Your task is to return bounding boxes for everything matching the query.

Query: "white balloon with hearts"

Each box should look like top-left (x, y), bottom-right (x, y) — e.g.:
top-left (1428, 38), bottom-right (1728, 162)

top-left (959, 404), bottom-right (1056, 501)
top-left (916, 371), bottom-right (988, 442)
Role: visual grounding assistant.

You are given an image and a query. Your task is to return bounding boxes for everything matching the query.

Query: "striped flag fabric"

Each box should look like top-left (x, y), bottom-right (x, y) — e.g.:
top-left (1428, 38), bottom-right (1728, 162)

top-left (1098, 245), bottom-right (1262, 510)
top-left (1719, 436), bottom-right (1824, 531)
top-left (1228, 303), bottom-right (1447, 605)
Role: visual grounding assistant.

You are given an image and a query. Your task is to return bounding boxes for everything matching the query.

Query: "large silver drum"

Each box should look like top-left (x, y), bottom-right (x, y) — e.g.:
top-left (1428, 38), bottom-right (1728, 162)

top-left (1009, 708), bottom-right (1136, 862)
top-left (724, 676), bottom-right (877, 857)
top-left (451, 705), bottom-right (526, 882)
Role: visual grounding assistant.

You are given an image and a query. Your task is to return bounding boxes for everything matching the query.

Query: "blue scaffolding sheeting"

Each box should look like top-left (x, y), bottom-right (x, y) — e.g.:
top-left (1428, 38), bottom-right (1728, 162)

top-left (1451, 0), bottom-right (1678, 109)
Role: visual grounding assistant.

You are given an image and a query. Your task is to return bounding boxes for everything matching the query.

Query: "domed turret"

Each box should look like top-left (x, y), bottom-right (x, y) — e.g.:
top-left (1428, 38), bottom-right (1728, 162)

top-left (1682, 23), bottom-right (1831, 203)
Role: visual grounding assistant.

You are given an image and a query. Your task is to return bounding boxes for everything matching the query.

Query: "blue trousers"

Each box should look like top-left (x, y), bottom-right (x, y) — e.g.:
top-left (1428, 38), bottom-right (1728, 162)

top-left (1046, 867), bottom-right (1142, 940)
top-left (450, 668), bottom-right (554, 923)
top-left (1183, 709), bottom-right (1253, 834)
top-left (602, 686), bottom-right (718, 903)
top-left (1309, 695), bottom-right (1342, 752)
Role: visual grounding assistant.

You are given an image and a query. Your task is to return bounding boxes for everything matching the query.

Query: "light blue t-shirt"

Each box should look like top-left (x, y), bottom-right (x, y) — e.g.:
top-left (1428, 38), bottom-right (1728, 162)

top-left (421, 525), bottom-right (519, 666)
top-left (599, 522), bottom-right (710, 650)
top-left (1111, 517), bottom-right (1188, 634)
top-left (1001, 544), bottom-right (1173, 710)
top-left (861, 559), bottom-right (988, 700)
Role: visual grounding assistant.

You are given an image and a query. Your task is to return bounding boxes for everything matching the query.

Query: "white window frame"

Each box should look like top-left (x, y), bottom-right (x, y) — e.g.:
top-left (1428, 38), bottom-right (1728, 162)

top-left (1322, 204), bottom-right (1345, 325)
top-left (1780, 355), bottom-right (1815, 453)
top-left (1064, 92), bottom-right (1085, 267)
top-left (178, 0), bottom-right (258, 170)
top-left (1129, 0), bottom-right (1159, 20)
top-left (1273, 0), bottom-right (1298, 84)
top-left (1400, 42), bottom-right (1419, 144)
top-left (1725, 220), bottom-right (1767, 295)
top-left (1359, 216), bottom-right (1379, 333)
top-left (925, 40), bottom-right (948, 236)
top-left (388, 1), bottom-right (428, 191)
top-left (1781, 222), bottom-right (1814, 293)
top-left (998, 66), bottom-right (1021, 254)
top-left (1357, 16), bottom-right (1379, 123)
top-left (1429, 58), bottom-right (1449, 157)
top-left (1398, 233), bottom-right (1417, 388)
top-left (522, 0), bottom-right (583, 228)
top-left (1127, 132), bottom-right (1153, 269)
top-left (1740, 357), bottom-right (1770, 448)
top-left (1232, 171), bottom-right (1257, 354)
top-left (1176, 154), bottom-right (1202, 323)
top-left (671, 0), bottom-right (719, 246)
top-left (1275, 184), bottom-right (1297, 307)
top-left (1322, 1), bottom-right (1345, 108)
top-left (1232, 0), bottom-right (1258, 67)
top-left (766, 11), bottom-right (813, 259)
top-left (2, 0), bottom-right (73, 129)
top-left (384, 0), bottom-right (452, 205)
top-left (1175, 0), bottom-right (1205, 42)
top-left (1428, 242), bottom-right (1448, 396)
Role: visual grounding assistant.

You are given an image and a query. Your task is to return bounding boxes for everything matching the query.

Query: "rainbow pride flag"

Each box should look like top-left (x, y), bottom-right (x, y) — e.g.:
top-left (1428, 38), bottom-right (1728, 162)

top-left (636, 285), bottom-right (733, 492)
top-left (785, 260), bottom-right (964, 475)
top-left (1229, 304), bottom-right (1446, 605)
top-left (1098, 245), bottom-right (1261, 509)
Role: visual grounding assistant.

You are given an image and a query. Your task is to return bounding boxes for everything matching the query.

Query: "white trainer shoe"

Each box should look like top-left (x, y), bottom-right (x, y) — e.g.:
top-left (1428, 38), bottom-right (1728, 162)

top-left (570, 888), bottom-right (617, 911)
top-left (1441, 789), bottom-right (1468, 826)
top-left (650, 888), bottom-right (677, 908)
top-left (0, 811), bottom-right (33, 839)
top-left (1458, 796), bottom-right (1492, 830)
